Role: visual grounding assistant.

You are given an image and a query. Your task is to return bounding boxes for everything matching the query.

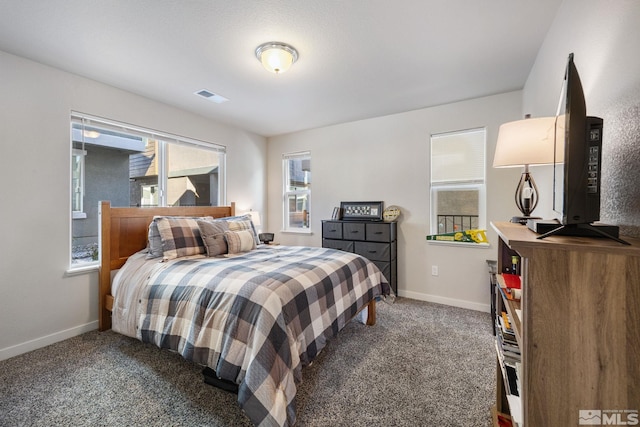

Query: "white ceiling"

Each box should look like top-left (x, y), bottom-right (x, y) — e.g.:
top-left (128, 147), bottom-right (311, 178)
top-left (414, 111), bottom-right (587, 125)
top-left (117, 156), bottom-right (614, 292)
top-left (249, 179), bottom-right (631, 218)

top-left (0, 0), bottom-right (563, 137)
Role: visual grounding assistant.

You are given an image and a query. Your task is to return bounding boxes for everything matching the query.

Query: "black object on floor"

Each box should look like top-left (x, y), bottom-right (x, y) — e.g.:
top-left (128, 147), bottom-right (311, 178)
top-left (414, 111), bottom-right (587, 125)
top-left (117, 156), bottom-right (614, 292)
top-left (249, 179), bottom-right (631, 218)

top-left (202, 367), bottom-right (239, 393)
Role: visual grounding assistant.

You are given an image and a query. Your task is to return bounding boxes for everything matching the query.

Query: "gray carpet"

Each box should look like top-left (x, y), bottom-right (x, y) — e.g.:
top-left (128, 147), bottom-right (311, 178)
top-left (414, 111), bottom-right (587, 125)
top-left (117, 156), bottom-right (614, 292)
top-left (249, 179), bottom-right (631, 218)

top-left (0, 298), bottom-right (495, 427)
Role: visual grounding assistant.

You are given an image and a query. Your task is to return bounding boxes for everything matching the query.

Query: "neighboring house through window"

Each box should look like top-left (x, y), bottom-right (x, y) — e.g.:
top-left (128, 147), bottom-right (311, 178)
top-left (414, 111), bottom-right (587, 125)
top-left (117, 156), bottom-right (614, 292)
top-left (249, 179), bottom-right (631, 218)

top-left (283, 151), bottom-right (311, 232)
top-left (430, 128), bottom-right (486, 234)
top-left (70, 112), bottom-right (226, 269)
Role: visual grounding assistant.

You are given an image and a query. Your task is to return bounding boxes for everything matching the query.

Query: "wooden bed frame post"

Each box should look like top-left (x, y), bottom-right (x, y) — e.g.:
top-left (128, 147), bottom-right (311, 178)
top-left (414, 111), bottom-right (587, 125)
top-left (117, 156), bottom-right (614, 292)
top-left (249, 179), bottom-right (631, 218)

top-left (98, 200), bottom-right (112, 331)
top-left (366, 299), bottom-right (376, 326)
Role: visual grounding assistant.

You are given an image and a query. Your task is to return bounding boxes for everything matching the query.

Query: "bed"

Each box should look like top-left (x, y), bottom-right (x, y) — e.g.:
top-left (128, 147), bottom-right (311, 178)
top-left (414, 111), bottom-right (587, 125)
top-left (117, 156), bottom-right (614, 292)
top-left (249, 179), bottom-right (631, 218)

top-left (98, 201), bottom-right (390, 427)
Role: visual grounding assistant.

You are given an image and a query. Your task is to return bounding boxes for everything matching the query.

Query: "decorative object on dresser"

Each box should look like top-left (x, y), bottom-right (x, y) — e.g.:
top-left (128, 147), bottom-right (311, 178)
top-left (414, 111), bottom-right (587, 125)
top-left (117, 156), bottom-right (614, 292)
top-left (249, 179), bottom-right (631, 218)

top-left (331, 206), bottom-right (341, 220)
top-left (322, 218), bottom-right (397, 294)
top-left (490, 221), bottom-right (640, 427)
top-left (339, 201), bottom-right (384, 221)
top-left (383, 205), bottom-right (401, 222)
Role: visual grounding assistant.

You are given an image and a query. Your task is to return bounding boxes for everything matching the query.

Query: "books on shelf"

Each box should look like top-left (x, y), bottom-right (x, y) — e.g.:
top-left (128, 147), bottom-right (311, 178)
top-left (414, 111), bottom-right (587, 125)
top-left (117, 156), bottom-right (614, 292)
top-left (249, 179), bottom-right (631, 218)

top-left (498, 274), bottom-right (521, 302)
top-left (495, 338), bottom-right (521, 396)
top-left (495, 308), bottom-right (522, 399)
top-left (493, 275), bottom-right (523, 427)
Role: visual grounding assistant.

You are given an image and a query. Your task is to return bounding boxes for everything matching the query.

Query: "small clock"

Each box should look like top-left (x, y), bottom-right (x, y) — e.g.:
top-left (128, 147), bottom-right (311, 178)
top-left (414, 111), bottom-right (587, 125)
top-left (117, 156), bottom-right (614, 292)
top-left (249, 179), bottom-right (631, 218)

top-left (340, 201), bottom-right (384, 221)
top-left (383, 205), bottom-right (401, 222)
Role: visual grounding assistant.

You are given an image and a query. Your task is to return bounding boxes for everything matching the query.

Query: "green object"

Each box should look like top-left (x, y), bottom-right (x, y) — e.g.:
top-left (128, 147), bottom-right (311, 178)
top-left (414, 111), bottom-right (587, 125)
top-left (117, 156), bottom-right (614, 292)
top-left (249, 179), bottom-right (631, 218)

top-left (426, 229), bottom-right (488, 244)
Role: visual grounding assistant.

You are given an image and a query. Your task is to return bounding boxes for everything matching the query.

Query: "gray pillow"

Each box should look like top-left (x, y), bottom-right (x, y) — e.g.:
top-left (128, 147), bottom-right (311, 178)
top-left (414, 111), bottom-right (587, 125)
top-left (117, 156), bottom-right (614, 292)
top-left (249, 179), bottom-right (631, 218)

top-left (147, 219), bottom-right (163, 259)
top-left (197, 219), bottom-right (230, 257)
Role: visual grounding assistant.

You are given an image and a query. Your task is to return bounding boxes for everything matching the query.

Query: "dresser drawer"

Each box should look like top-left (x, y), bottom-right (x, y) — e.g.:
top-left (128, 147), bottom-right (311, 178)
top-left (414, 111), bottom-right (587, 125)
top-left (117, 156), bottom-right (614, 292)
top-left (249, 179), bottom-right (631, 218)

top-left (322, 239), bottom-right (354, 252)
top-left (365, 222), bottom-right (395, 242)
top-left (343, 222), bottom-right (365, 240)
top-left (322, 221), bottom-right (343, 239)
top-left (355, 241), bottom-right (395, 262)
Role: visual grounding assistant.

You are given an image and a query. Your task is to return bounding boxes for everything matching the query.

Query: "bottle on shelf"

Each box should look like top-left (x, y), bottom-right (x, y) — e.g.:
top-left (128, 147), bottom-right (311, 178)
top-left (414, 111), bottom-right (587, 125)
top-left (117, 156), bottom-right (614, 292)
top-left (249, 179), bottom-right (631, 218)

top-left (511, 255), bottom-right (520, 275)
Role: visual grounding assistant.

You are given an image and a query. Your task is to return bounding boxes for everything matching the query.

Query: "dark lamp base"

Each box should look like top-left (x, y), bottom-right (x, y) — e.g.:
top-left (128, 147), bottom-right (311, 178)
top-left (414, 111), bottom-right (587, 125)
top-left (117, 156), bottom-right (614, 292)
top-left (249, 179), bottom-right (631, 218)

top-left (510, 215), bottom-right (541, 225)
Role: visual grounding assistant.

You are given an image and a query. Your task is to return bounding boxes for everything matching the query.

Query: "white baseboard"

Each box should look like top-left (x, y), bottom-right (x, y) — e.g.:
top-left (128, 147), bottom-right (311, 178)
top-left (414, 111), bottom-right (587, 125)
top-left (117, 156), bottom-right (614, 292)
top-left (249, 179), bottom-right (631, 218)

top-left (0, 321), bottom-right (98, 361)
top-left (398, 290), bottom-right (490, 313)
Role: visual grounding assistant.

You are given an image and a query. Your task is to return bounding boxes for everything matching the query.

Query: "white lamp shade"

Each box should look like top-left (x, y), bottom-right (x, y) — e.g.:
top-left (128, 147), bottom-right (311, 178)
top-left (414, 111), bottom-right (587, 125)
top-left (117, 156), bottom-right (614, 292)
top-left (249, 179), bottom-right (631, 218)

top-left (262, 48), bottom-right (293, 73)
top-left (493, 116), bottom-right (558, 168)
top-left (255, 42), bottom-right (298, 74)
top-left (248, 211), bottom-right (261, 227)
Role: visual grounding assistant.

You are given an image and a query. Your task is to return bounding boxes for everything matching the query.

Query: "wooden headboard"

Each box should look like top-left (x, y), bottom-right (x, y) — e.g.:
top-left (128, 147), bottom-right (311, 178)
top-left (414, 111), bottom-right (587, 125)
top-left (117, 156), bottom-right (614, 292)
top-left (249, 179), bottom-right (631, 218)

top-left (98, 200), bottom-right (235, 331)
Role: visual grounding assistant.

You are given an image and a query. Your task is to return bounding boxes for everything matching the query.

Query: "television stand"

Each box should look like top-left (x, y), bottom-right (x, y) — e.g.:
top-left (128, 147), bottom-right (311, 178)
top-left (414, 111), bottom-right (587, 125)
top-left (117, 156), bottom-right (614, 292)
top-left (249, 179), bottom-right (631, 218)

top-left (537, 223), bottom-right (630, 245)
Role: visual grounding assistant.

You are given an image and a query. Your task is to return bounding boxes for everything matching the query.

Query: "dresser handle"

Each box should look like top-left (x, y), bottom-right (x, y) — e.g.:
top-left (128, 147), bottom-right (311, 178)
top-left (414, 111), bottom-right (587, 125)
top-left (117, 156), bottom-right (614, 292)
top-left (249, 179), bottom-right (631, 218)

top-left (368, 250), bottom-right (377, 254)
top-left (374, 231), bottom-right (383, 234)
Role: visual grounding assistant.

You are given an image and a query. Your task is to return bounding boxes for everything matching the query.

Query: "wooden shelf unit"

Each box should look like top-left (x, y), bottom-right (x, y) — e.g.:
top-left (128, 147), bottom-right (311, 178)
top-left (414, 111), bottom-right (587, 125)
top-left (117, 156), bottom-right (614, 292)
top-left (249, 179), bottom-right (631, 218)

top-left (491, 221), bottom-right (640, 427)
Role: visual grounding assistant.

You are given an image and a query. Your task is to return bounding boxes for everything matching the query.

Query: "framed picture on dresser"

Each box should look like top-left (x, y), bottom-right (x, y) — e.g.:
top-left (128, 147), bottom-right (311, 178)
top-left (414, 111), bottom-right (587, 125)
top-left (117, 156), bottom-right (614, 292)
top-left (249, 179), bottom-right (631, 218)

top-left (340, 201), bottom-right (384, 221)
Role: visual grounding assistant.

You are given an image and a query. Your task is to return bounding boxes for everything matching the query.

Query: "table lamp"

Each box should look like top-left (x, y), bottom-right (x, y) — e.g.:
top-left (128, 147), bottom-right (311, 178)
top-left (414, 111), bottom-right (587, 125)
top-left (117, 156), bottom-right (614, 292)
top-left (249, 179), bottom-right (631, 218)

top-left (493, 116), bottom-right (557, 224)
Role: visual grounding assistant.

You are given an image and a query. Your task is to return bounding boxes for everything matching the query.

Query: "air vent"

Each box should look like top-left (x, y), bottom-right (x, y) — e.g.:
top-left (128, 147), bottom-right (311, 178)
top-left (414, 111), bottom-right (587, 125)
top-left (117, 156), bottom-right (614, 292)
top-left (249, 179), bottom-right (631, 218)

top-left (194, 89), bottom-right (229, 104)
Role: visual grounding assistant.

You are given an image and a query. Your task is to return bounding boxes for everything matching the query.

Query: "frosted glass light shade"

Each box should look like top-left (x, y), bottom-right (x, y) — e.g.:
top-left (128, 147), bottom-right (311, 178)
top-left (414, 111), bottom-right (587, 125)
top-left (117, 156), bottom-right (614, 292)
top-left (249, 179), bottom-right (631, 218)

top-left (255, 42), bottom-right (298, 74)
top-left (493, 116), bottom-right (557, 167)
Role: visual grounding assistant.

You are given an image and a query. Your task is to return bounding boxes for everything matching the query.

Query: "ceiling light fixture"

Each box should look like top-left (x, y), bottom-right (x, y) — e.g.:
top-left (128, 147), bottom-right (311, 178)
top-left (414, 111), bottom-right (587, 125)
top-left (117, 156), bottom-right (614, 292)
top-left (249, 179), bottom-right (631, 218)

top-left (255, 42), bottom-right (299, 74)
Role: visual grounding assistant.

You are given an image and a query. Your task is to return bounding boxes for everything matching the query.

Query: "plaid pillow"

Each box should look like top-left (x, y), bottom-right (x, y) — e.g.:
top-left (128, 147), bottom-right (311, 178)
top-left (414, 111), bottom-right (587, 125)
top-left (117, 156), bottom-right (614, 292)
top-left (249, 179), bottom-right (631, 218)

top-left (147, 216), bottom-right (213, 259)
top-left (225, 215), bottom-right (260, 246)
top-left (197, 219), bottom-right (229, 257)
top-left (225, 229), bottom-right (257, 254)
top-left (156, 217), bottom-right (210, 261)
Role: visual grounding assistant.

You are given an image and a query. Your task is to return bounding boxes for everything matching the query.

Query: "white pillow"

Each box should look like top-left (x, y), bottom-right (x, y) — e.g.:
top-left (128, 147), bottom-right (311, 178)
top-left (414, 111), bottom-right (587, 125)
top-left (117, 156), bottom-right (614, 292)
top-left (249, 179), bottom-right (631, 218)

top-left (224, 229), bottom-right (257, 254)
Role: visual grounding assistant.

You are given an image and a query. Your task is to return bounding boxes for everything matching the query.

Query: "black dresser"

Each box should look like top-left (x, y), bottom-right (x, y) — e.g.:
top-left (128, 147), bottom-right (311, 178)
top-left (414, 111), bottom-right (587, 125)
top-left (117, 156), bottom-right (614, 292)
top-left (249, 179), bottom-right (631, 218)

top-left (322, 220), bottom-right (397, 294)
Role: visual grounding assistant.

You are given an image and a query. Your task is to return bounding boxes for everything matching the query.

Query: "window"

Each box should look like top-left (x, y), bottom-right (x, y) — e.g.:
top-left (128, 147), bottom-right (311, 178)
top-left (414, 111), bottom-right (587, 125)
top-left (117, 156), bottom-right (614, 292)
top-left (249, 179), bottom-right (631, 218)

top-left (283, 151), bottom-right (311, 232)
top-left (430, 128), bottom-right (486, 235)
top-left (71, 149), bottom-right (86, 218)
top-left (70, 112), bottom-right (226, 269)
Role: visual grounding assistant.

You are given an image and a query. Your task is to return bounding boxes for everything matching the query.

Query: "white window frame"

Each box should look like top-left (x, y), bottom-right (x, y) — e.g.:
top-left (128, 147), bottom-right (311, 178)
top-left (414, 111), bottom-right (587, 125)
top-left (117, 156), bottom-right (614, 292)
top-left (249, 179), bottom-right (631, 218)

top-left (282, 151), bottom-right (311, 233)
top-left (429, 128), bottom-right (487, 236)
top-left (71, 148), bottom-right (87, 219)
top-left (69, 112), bottom-right (227, 271)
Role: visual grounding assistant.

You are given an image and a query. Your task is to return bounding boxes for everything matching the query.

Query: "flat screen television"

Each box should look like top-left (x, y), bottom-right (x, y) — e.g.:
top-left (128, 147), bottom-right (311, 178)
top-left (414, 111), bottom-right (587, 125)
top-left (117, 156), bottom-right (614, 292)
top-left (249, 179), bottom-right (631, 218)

top-left (553, 53), bottom-right (602, 225)
top-left (536, 53), bottom-right (627, 244)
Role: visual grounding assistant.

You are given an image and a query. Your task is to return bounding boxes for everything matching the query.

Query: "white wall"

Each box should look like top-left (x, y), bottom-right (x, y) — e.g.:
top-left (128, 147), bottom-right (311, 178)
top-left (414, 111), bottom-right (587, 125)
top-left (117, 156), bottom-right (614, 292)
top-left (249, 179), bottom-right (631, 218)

top-left (0, 51), bottom-right (267, 360)
top-left (267, 91), bottom-right (523, 311)
top-left (521, 0), bottom-right (640, 236)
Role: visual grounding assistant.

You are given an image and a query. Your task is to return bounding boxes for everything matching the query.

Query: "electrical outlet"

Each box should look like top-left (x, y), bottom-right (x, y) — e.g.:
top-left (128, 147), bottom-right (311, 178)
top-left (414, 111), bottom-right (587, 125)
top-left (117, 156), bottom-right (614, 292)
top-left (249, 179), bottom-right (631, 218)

top-left (431, 265), bottom-right (439, 276)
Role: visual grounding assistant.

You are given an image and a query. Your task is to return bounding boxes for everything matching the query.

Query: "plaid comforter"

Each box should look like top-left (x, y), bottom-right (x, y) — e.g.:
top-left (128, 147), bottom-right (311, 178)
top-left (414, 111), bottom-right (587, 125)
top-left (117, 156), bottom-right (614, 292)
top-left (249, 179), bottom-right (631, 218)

top-left (136, 246), bottom-right (389, 427)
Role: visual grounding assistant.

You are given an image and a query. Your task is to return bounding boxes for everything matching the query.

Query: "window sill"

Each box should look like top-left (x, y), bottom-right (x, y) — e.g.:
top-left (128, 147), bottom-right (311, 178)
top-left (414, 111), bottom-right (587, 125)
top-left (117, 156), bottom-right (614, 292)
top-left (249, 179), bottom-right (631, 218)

top-left (426, 241), bottom-right (491, 249)
top-left (280, 229), bottom-right (313, 235)
top-left (65, 263), bottom-right (99, 276)
top-left (73, 212), bottom-right (87, 219)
